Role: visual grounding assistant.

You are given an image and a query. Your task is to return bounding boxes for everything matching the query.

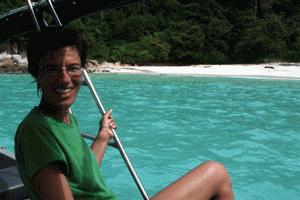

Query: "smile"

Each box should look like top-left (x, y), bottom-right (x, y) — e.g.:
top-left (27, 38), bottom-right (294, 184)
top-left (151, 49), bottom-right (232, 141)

top-left (55, 88), bottom-right (73, 95)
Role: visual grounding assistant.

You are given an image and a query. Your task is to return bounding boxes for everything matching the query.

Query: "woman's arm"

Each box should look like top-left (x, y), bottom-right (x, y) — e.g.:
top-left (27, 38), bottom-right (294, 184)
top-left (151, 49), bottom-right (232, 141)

top-left (32, 164), bottom-right (74, 200)
top-left (91, 109), bottom-right (116, 166)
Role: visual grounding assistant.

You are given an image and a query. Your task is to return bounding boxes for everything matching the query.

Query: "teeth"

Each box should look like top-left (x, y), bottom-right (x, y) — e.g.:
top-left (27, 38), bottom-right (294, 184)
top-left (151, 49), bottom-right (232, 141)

top-left (55, 88), bottom-right (72, 93)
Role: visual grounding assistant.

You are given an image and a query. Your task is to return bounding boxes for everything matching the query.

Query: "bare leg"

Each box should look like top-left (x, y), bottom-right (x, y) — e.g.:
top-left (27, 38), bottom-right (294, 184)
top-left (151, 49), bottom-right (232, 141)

top-left (151, 161), bottom-right (234, 200)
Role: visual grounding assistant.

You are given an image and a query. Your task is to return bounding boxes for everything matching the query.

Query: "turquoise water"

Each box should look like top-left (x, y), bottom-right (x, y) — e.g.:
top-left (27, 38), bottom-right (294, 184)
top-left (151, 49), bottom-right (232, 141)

top-left (0, 74), bottom-right (299, 199)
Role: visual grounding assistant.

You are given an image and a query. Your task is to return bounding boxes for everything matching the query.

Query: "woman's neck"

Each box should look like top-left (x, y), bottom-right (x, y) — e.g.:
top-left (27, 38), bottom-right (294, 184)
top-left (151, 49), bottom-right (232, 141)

top-left (38, 100), bottom-right (71, 124)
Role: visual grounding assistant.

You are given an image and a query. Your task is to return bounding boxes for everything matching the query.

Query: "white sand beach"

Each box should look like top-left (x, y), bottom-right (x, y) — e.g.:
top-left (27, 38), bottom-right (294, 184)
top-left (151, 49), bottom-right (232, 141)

top-left (1, 53), bottom-right (299, 79)
top-left (96, 62), bottom-right (300, 80)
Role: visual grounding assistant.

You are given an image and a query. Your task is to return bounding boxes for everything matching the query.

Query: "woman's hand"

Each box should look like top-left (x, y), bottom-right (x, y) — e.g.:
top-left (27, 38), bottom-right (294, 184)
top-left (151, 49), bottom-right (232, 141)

top-left (92, 109), bottom-right (116, 165)
top-left (96, 109), bottom-right (116, 143)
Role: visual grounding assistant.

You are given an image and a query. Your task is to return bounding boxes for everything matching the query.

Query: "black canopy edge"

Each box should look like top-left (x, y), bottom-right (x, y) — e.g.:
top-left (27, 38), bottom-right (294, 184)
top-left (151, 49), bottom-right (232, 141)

top-left (0, 0), bottom-right (145, 40)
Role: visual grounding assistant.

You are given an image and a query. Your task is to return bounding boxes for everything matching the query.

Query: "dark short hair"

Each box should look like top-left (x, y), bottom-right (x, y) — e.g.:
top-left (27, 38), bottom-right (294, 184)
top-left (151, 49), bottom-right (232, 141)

top-left (27, 27), bottom-right (87, 79)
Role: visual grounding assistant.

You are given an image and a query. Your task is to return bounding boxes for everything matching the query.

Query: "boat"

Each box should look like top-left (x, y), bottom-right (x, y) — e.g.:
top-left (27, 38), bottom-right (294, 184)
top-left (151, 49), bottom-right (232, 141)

top-left (0, 148), bottom-right (28, 199)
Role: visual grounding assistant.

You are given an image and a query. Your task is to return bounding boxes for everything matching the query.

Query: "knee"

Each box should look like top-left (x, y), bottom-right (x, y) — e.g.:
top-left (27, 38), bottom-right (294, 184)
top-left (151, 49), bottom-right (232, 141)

top-left (202, 161), bottom-right (230, 179)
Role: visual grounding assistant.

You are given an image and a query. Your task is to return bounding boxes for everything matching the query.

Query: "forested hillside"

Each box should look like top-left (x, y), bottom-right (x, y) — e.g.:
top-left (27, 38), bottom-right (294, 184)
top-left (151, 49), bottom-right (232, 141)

top-left (1, 0), bottom-right (300, 64)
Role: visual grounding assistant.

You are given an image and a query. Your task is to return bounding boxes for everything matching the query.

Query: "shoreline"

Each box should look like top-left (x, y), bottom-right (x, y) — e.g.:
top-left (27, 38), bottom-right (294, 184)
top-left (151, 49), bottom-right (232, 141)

top-left (93, 63), bottom-right (300, 80)
top-left (1, 53), bottom-right (300, 80)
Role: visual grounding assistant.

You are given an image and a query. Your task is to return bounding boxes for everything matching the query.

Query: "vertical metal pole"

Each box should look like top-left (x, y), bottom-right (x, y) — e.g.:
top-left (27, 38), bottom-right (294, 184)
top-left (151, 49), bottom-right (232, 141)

top-left (82, 69), bottom-right (149, 200)
top-left (46, 0), bottom-right (63, 26)
top-left (27, 0), bottom-right (41, 31)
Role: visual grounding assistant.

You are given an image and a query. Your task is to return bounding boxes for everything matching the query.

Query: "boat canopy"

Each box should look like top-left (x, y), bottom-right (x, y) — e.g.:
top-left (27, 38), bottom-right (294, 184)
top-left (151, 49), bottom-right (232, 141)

top-left (0, 0), bottom-right (143, 40)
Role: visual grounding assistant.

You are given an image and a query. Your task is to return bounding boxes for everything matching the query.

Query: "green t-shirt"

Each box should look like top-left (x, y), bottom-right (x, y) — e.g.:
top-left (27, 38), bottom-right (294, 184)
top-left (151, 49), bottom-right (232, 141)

top-left (14, 107), bottom-right (117, 200)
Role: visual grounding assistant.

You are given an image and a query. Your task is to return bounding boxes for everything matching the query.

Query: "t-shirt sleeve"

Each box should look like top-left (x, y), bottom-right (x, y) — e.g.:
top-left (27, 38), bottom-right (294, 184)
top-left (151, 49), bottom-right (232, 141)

top-left (18, 124), bottom-right (68, 182)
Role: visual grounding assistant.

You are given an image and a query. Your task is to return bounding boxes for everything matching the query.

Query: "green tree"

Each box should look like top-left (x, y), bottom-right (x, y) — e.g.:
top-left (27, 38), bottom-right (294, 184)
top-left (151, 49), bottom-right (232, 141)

top-left (1, 0), bottom-right (300, 63)
top-left (69, 15), bottom-right (109, 61)
top-left (0, 0), bottom-right (25, 12)
top-left (233, 14), bottom-right (288, 62)
top-left (164, 20), bottom-right (205, 64)
top-left (110, 33), bottom-right (170, 64)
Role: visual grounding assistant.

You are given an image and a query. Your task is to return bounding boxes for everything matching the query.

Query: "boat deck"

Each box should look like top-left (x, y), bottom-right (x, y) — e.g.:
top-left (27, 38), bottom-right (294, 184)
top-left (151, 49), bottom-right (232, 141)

top-left (0, 148), bottom-right (28, 199)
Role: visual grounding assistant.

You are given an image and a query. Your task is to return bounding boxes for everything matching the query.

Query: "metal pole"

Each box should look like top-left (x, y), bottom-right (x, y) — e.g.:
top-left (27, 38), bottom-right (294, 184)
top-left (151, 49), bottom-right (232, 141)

top-left (81, 132), bottom-right (117, 148)
top-left (27, 0), bottom-right (41, 31)
top-left (46, 0), bottom-right (63, 26)
top-left (82, 69), bottom-right (150, 200)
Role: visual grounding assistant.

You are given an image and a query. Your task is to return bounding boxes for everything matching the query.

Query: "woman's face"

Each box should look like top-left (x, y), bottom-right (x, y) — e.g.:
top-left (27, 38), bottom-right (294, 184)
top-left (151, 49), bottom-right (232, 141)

top-left (37, 46), bottom-right (82, 110)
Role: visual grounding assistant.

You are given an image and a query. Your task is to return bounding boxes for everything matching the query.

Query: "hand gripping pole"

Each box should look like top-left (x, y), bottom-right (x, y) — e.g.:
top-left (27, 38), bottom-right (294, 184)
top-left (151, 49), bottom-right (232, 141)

top-left (82, 70), bottom-right (150, 200)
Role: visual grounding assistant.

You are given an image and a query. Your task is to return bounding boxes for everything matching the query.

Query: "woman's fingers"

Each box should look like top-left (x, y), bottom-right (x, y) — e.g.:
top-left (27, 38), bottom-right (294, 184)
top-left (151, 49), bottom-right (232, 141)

top-left (107, 109), bottom-right (113, 119)
top-left (99, 109), bottom-right (116, 139)
top-left (104, 109), bottom-right (116, 129)
top-left (109, 121), bottom-right (116, 129)
top-left (107, 109), bottom-right (116, 129)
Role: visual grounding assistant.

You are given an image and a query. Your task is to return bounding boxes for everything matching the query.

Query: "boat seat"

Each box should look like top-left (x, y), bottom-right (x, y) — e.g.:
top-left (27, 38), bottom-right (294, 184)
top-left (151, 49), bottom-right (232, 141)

top-left (0, 165), bottom-right (28, 200)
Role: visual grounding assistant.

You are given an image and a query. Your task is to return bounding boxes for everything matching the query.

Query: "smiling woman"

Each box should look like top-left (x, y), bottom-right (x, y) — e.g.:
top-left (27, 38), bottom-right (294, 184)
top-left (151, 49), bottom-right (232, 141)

top-left (37, 47), bottom-right (82, 123)
top-left (14, 27), bottom-right (234, 200)
top-left (14, 27), bottom-right (117, 199)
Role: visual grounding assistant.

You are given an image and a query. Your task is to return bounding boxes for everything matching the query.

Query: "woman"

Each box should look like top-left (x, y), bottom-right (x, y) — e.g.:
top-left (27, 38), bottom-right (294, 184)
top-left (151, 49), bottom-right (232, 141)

top-left (15, 27), bottom-right (234, 200)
